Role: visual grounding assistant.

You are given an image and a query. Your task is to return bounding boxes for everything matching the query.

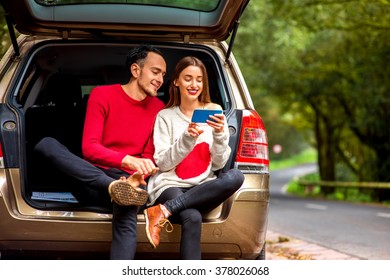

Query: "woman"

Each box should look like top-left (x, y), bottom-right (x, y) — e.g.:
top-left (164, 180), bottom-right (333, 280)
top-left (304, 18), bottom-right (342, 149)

top-left (144, 56), bottom-right (244, 259)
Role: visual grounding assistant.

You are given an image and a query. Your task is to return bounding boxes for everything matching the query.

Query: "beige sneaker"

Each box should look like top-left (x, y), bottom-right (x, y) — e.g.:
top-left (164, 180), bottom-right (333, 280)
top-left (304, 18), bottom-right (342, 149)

top-left (108, 180), bottom-right (148, 206)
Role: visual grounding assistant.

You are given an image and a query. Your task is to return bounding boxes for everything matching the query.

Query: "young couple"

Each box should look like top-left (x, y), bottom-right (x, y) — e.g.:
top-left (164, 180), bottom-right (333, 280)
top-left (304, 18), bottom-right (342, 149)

top-left (35, 45), bottom-right (244, 260)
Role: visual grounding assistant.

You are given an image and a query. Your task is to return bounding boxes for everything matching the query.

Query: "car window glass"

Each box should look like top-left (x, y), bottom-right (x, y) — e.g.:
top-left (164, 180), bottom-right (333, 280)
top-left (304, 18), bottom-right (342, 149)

top-left (34, 0), bottom-right (221, 12)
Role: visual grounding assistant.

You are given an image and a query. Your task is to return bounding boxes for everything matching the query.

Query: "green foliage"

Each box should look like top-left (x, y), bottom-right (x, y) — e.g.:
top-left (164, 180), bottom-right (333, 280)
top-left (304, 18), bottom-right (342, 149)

top-left (236, 0), bottom-right (390, 191)
top-left (287, 172), bottom-right (385, 204)
top-left (328, 187), bottom-right (373, 203)
top-left (287, 172), bottom-right (321, 198)
top-left (0, 6), bottom-right (11, 57)
top-left (236, 1), bottom-right (314, 160)
top-left (270, 148), bottom-right (317, 170)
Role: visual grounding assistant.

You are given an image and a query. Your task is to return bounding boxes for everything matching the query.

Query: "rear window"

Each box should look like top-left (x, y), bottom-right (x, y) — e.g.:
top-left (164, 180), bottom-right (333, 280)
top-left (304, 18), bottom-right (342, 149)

top-left (34, 0), bottom-right (221, 12)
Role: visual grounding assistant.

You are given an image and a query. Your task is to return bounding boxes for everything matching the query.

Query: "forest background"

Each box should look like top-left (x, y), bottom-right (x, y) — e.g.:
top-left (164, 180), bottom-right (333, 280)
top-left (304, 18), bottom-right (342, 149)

top-left (1, 0), bottom-right (390, 200)
top-left (233, 0), bottom-right (390, 202)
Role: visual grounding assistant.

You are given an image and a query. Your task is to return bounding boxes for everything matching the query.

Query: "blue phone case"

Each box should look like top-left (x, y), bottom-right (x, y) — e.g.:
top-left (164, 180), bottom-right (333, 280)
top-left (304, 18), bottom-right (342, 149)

top-left (191, 109), bottom-right (223, 123)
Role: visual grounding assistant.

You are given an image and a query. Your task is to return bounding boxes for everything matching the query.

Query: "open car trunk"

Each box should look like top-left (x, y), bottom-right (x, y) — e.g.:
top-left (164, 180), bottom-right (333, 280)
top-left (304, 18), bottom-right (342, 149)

top-left (14, 39), bottom-right (240, 214)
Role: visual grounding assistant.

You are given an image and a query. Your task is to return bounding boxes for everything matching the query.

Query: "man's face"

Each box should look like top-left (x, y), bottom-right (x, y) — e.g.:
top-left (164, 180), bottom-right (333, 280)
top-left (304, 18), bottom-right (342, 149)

top-left (137, 52), bottom-right (166, 97)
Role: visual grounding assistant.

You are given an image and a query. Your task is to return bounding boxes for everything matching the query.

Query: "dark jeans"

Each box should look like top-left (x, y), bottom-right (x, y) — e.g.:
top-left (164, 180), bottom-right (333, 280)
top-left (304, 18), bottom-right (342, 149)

top-left (157, 168), bottom-right (245, 260)
top-left (34, 137), bottom-right (138, 260)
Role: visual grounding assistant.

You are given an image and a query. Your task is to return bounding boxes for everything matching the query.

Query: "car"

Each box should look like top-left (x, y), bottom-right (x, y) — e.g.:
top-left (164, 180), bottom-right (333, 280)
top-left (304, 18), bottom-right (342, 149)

top-left (0, 0), bottom-right (270, 260)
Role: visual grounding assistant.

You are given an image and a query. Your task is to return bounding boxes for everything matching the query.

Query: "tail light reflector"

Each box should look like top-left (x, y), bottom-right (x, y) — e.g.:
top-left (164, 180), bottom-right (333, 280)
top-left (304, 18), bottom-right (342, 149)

top-left (236, 110), bottom-right (269, 173)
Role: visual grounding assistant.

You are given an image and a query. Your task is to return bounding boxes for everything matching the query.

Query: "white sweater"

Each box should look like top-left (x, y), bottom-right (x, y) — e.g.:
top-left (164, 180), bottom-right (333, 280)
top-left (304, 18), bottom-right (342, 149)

top-left (147, 106), bottom-right (231, 205)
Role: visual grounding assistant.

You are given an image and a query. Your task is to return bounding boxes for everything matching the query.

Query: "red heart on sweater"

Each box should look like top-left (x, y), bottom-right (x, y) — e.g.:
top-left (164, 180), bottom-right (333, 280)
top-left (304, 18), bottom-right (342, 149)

top-left (175, 142), bottom-right (211, 180)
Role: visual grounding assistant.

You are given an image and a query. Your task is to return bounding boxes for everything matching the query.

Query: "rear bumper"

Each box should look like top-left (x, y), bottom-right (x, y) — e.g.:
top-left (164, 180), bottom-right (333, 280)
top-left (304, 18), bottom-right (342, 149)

top-left (0, 170), bottom-right (269, 259)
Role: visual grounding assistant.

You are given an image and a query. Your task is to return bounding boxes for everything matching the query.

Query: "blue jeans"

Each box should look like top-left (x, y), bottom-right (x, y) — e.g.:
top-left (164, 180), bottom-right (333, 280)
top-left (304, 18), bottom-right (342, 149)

top-left (34, 137), bottom-right (138, 260)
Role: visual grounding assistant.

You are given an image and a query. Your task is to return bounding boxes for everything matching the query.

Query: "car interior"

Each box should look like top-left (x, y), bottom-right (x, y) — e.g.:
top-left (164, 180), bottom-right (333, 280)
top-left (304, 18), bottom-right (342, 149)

top-left (15, 40), bottom-right (234, 213)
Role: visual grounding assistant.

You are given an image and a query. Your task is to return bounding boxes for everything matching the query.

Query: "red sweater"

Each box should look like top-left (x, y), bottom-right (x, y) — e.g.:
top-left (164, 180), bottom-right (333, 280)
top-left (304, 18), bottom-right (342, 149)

top-left (82, 84), bottom-right (164, 174)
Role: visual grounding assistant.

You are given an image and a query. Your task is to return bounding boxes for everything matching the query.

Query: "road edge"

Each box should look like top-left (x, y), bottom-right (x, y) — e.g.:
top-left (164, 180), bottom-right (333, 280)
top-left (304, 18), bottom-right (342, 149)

top-left (266, 230), bottom-right (360, 260)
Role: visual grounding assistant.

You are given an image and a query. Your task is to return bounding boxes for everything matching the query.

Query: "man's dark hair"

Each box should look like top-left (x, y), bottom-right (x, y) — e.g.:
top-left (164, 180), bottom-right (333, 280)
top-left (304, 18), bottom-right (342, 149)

top-left (126, 44), bottom-right (163, 77)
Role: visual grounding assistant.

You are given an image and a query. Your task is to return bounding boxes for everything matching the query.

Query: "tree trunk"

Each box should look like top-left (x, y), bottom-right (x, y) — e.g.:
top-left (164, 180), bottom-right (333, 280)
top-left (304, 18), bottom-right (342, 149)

top-left (315, 109), bottom-right (336, 196)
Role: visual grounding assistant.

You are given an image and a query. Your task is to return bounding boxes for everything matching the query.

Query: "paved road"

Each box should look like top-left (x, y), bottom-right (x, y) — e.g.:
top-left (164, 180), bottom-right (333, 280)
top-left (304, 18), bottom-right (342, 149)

top-left (267, 163), bottom-right (390, 260)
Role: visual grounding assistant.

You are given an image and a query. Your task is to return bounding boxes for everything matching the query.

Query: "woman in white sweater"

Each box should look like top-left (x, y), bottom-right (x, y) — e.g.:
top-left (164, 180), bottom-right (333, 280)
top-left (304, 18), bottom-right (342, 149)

top-left (144, 56), bottom-right (244, 259)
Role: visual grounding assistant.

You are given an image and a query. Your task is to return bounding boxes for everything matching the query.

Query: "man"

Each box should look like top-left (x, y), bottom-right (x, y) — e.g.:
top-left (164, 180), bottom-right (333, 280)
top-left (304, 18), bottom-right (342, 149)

top-left (34, 44), bottom-right (166, 259)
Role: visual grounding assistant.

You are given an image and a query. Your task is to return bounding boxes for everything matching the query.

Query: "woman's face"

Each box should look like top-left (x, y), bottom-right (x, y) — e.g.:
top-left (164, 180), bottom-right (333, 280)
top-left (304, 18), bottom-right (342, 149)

top-left (174, 65), bottom-right (203, 103)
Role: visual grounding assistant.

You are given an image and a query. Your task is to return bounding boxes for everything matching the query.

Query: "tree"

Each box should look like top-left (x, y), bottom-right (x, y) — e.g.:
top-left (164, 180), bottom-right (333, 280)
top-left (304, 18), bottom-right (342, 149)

top-left (0, 5), bottom-right (11, 57)
top-left (236, 0), bottom-right (390, 199)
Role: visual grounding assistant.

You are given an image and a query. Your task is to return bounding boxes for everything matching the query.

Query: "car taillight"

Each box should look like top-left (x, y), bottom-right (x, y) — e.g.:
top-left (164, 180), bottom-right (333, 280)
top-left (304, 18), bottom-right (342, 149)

top-left (235, 110), bottom-right (269, 173)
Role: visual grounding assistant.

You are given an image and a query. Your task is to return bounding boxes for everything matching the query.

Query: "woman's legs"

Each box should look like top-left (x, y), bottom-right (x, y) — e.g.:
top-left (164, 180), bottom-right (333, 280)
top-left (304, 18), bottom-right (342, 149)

top-left (164, 168), bottom-right (245, 214)
top-left (158, 188), bottom-right (202, 260)
top-left (177, 209), bottom-right (202, 259)
top-left (145, 169), bottom-right (244, 252)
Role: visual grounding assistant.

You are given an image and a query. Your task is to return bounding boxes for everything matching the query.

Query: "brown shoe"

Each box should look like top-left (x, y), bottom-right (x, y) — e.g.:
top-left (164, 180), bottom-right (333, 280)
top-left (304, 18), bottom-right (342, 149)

top-left (144, 205), bottom-right (173, 249)
top-left (108, 180), bottom-right (148, 206)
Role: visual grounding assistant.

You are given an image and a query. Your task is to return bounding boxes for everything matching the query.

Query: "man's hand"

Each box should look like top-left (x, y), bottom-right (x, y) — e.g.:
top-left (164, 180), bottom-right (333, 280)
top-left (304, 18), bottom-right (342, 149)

top-left (121, 155), bottom-right (159, 175)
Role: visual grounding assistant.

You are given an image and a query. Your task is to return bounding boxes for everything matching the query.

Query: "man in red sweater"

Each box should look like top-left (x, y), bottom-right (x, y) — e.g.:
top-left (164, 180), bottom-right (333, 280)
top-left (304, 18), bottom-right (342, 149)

top-left (34, 45), bottom-right (166, 259)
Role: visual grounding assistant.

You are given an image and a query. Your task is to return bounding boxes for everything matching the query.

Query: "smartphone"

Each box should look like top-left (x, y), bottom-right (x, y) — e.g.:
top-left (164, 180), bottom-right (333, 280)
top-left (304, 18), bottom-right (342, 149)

top-left (191, 108), bottom-right (223, 123)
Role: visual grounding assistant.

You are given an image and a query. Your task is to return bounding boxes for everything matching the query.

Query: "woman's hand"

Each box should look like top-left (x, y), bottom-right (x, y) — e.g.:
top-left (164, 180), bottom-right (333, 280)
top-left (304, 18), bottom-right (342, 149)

top-left (188, 122), bottom-right (204, 138)
top-left (206, 114), bottom-right (225, 133)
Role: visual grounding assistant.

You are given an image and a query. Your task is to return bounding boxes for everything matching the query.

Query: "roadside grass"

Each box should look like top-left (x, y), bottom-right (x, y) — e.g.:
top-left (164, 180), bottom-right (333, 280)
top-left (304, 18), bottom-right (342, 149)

top-left (270, 148), bottom-right (390, 206)
top-left (270, 148), bottom-right (317, 171)
top-left (287, 176), bottom-right (390, 205)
